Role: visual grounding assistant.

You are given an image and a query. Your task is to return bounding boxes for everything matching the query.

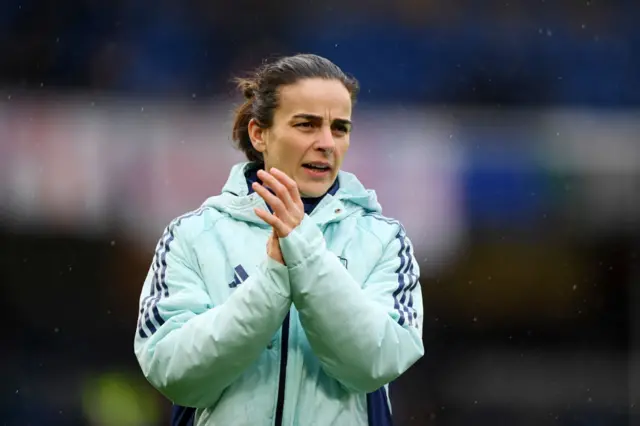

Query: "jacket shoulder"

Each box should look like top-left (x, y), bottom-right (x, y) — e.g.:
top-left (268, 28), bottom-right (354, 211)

top-left (355, 211), bottom-right (408, 246)
top-left (161, 205), bottom-right (224, 242)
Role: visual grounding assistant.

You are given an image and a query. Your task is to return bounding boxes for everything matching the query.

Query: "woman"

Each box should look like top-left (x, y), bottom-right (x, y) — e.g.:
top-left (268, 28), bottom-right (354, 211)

top-left (134, 54), bottom-right (424, 426)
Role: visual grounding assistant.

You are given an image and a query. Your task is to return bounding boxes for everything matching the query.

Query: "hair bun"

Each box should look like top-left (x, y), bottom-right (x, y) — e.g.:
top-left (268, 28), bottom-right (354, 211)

top-left (234, 76), bottom-right (259, 100)
top-left (242, 81), bottom-right (258, 100)
top-left (243, 86), bottom-right (254, 99)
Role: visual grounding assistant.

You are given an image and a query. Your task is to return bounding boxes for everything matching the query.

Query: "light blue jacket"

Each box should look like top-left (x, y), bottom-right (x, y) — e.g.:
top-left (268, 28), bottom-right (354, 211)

top-left (134, 162), bottom-right (424, 426)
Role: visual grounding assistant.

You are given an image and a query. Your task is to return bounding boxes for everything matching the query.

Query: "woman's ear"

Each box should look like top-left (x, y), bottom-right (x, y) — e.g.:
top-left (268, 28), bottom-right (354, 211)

top-left (248, 118), bottom-right (267, 153)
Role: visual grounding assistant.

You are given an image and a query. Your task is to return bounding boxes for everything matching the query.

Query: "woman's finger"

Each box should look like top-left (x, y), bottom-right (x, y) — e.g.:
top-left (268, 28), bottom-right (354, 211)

top-left (254, 208), bottom-right (290, 237)
top-left (270, 168), bottom-right (302, 205)
top-left (252, 182), bottom-right (287, 216)
top-left (258, 169), bottom-right (295, 209)
top-left (254, 207), bottom-right (277, 226)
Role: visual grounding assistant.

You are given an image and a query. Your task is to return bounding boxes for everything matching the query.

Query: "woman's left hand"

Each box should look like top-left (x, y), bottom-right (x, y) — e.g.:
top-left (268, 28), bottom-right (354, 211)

top-left (253, 168), bottom-right (304, 238)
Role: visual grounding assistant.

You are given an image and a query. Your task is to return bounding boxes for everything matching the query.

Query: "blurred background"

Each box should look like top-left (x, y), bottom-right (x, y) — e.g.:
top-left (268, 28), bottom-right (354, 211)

top-left (1, 0), bottom-right (638, 425)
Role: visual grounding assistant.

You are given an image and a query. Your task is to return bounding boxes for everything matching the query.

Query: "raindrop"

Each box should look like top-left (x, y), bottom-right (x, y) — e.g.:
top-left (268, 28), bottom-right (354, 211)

top-left (582, 24), bottom-right (587, 29)
top-left (7, 95), bottom-right (11, 100)
top-left (192, 93), bottom-right (197, 99)
top-left (68, 266), bottom-right (73, 272)
top-left (472, 316), bottom-right (478, 322)
top-left (573, 284), bottom-right (577, 290)
top-left (54, 327), bottom-right (60, 333)
top-left (110, 240), bottom-right (116, 247)
top-left (140, 107), bottom-right (144, 112)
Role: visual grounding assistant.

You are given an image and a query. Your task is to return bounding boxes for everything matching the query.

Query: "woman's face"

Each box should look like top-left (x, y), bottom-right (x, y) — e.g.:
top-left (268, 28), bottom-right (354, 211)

top-left (249, 78), bottom-right (353, 197)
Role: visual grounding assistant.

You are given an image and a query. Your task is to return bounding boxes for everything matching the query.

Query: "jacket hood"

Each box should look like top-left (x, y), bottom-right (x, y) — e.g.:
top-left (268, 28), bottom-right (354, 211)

top-left (202, 162), bottom-right (382, 226)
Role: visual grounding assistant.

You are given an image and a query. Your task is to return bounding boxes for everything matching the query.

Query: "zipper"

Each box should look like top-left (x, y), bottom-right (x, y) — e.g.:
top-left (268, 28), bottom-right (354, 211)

top-left (274, 311), bottom-right (290, 426)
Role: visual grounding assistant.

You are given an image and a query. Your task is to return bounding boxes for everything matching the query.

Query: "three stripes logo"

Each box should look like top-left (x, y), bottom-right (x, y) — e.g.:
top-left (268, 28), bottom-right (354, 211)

top-left (228, 264), bottom-right (249, 288)
top-left (137, 207), bottom-right (207, 339)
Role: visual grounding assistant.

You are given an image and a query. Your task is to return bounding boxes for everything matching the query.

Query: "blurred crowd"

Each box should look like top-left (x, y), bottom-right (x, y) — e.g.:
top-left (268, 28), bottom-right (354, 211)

top-left (1, 0), bottom-right (638, 105)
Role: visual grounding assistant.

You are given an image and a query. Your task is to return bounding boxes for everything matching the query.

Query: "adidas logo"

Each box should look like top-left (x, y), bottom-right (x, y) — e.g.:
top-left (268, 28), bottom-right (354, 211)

top-left (228, 257), bottom-right (347, 289)
top-left (228, 265), bottom-right (249, 288)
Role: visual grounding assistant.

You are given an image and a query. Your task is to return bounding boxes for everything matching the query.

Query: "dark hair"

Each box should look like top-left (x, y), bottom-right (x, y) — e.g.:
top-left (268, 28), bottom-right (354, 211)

top-left (231, 54), bottom-right (359, 164)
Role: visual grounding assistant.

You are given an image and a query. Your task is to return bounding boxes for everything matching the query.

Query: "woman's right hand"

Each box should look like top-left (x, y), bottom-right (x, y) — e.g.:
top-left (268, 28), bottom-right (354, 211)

top-left (267, 229), bottom-right (285, 265)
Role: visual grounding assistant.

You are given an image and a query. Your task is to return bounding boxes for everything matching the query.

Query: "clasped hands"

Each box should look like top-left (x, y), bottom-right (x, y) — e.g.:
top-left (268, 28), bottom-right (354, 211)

top-left (252, 168), bottom-right (305, 265)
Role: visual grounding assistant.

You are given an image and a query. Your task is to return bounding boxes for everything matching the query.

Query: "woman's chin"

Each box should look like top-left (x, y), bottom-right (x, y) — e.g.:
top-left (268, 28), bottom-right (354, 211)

top-left (297, 181), bottom-right (333, 198)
